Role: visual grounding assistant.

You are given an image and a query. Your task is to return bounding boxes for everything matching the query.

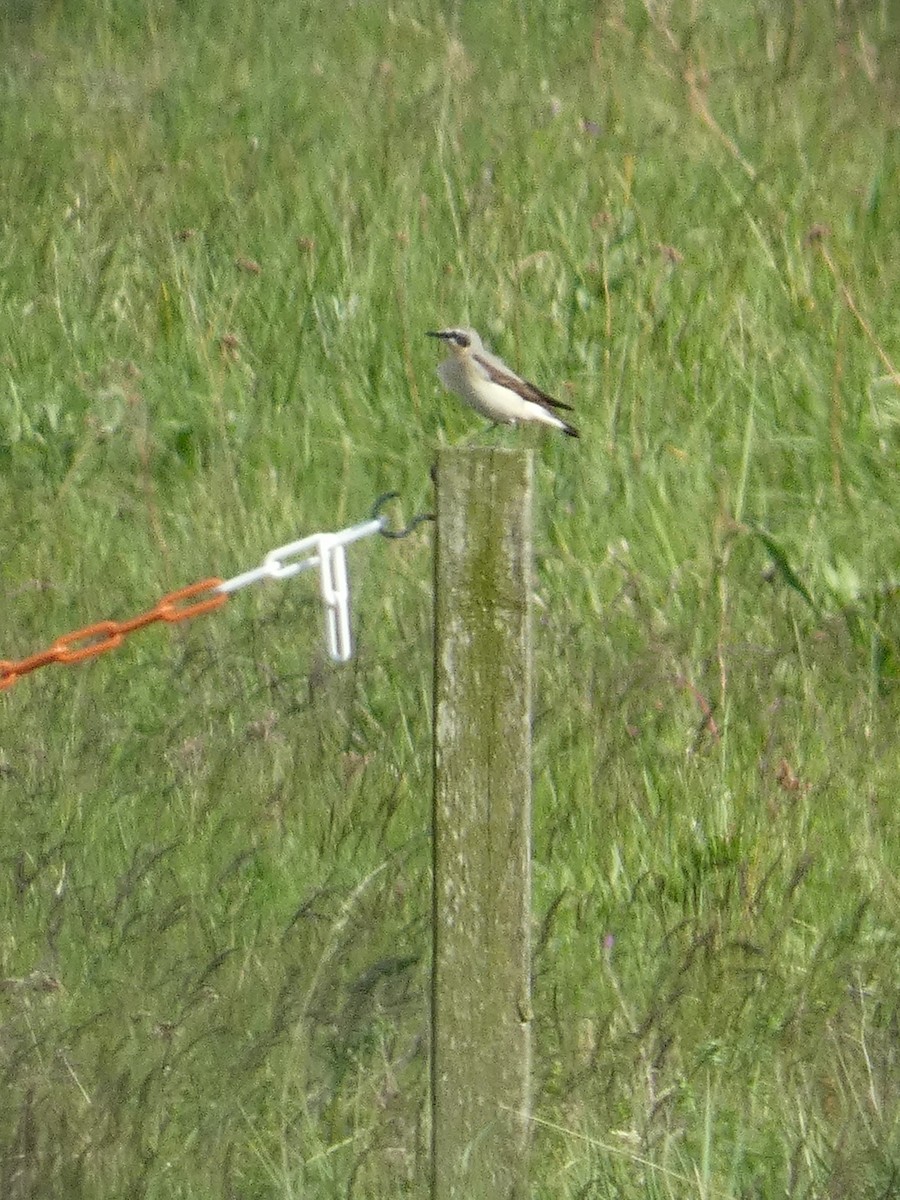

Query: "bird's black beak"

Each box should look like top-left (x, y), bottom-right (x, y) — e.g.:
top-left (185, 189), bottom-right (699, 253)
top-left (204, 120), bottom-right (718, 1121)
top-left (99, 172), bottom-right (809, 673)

top-left (426, 330), bottom-right (449, 340)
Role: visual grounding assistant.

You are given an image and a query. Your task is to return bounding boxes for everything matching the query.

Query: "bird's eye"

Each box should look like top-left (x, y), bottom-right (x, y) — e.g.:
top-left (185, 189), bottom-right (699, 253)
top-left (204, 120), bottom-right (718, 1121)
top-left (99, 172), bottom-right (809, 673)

top-left (455, 333), bottom-right (470, 348)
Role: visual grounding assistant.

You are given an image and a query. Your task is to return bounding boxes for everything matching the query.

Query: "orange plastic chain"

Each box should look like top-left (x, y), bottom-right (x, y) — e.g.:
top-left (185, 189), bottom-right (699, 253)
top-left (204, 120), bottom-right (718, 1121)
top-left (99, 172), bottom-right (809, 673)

top-left (0, 579), bottom-right (227, 691)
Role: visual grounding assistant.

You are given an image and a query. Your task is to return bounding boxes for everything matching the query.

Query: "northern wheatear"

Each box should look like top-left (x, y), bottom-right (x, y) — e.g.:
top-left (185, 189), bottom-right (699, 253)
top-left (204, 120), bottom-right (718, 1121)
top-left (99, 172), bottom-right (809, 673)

top-left (426, 327), bottom-right (579, 438)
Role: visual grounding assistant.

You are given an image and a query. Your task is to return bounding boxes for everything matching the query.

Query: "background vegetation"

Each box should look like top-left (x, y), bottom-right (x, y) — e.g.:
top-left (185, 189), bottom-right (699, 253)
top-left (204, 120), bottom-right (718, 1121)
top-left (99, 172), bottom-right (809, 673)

top-left (2, 0), bottom-right (899, 1194)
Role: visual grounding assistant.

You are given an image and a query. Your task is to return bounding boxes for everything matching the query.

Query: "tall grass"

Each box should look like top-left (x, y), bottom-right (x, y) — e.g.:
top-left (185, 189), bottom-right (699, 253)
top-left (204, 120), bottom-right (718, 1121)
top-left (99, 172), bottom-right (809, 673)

top-left (2, 0), bottom-right (900, 1195)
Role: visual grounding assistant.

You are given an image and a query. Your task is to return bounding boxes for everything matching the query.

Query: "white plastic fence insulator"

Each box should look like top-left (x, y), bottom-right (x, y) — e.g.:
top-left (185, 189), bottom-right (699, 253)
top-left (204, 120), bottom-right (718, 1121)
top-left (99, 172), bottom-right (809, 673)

top-left (318, 537), bottom-right (352, 662)
top-left (215, 515), bottom-right (386, 662)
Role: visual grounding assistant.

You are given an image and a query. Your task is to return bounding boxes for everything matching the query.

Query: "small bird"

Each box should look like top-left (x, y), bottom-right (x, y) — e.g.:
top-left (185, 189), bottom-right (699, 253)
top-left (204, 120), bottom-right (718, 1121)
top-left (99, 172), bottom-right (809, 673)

top-left (426, 327), bottom-right (579, 438)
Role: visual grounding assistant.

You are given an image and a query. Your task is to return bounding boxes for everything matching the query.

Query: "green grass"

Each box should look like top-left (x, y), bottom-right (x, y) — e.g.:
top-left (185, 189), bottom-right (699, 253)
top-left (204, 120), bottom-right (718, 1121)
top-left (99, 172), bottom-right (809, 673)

top-left (2, 0), bottom-right (900, 1195)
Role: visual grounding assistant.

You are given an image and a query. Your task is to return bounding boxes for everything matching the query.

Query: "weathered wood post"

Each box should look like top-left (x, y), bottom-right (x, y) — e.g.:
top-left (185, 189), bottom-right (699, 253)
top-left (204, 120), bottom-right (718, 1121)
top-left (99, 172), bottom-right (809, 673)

top-left (431, 446), bottom-right (533, 1200)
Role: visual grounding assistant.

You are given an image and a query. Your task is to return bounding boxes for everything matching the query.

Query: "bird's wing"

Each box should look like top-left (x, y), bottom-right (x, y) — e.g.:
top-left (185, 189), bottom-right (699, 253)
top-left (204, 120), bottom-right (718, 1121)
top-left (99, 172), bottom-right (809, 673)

top-left (472, 352), bottom-right (574, 413)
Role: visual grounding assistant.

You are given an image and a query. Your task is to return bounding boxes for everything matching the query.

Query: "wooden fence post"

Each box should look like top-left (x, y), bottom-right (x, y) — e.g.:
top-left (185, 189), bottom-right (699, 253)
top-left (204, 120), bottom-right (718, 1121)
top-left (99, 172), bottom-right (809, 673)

top-left (431, 446), bottom-right (533, 1200)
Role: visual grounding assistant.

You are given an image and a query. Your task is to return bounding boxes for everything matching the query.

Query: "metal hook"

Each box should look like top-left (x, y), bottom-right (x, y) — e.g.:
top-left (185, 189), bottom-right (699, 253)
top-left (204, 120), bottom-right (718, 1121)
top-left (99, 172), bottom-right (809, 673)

top-left (371, 492), bottom-right (435, 540)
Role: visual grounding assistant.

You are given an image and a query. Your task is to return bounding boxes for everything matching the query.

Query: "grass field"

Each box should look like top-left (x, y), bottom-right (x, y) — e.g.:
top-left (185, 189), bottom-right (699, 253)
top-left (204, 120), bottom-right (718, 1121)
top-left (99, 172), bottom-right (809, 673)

top-left (2, 0), bottom-right (900, 1195)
